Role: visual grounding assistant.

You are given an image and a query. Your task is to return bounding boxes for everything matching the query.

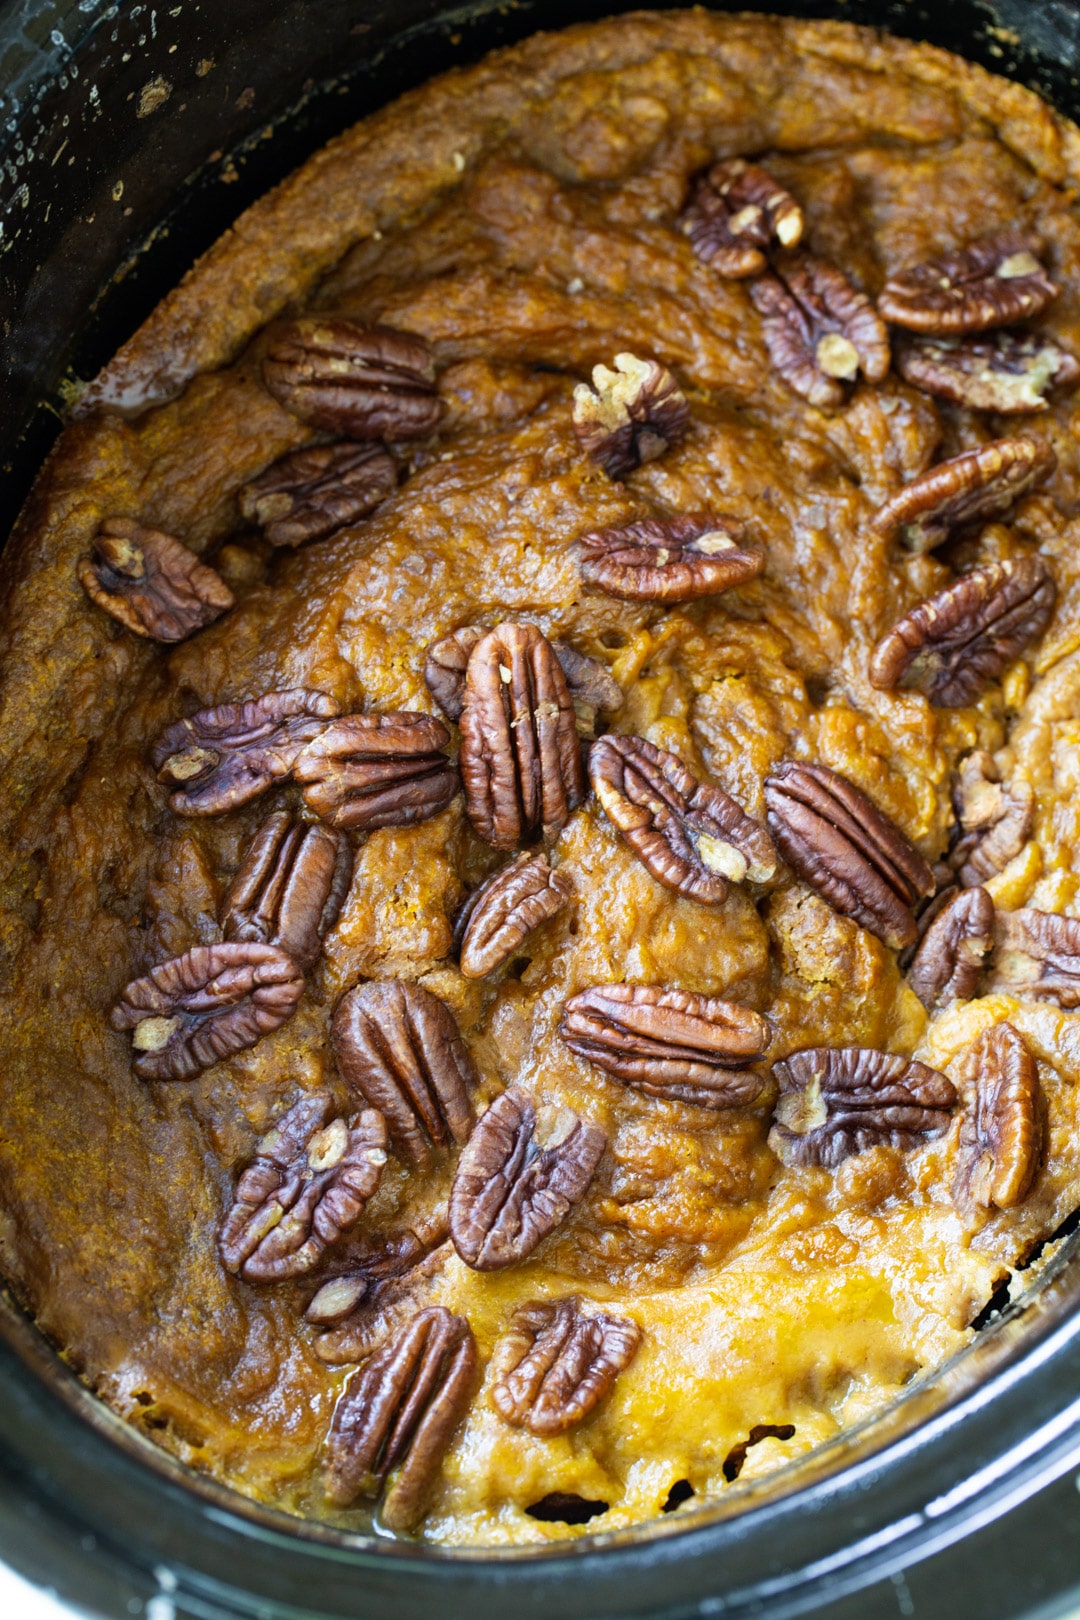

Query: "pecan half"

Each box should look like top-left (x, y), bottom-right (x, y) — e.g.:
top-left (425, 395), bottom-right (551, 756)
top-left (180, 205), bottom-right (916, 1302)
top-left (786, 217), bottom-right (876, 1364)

top-left (314, 1236), bottom-right (453, 1365)
top-left (152, 690), bottom-right (340, 816)
top-left (894, 332), bottom-right (1080, 414)
top-left (878, 235), bottom-right (1058, 335)
top-left (455, 853), bottom-right (573, 979)
top-left (764, 761), bottom-right (934, 950)
top-left (324, 1306), bottom-right (477, 1530)
top-left (292, 713), bottom-right (457, 833)
top-left (572, 353), bottom-right (690, 480)
top-left (679, 159), bottom-right (803, 279)
top-left (425, 625), bottom-right (620, 732)
top-left (577, 514), bottom-right (764, 603)
top-left (868, 555), bottom-right (1056, 708)
top-left (869, 438), bottom-right (1056, 553)
top-left (749, 255), bottom-right (890, 408)
top-left (990, 908), bottom-right (1080, 1006)
top-left (306, 1217), bottom-right (448, 1327)
top-left (219, 1092), bottom-right (387, 1282)
top-left (238, 442), bottom-right (398, 548)
top-left (78, 517), bottom-right (234, 642)
top-left (491, 1296), bottom-right (641, 1435)
top-left (449, 1088), bottom-right (606, 1271)
top-left (110, 941), bottom-right (304, 1080)
top-left (590, 732), bottom-right (777, 904)
top-left (771, 1047), bottom-right (957, 1168)
top-left (560, 984), bottom-right (769, 1109)
top-left (332, 980), bottom-right (476, 1167)
top-left (906, 886), bottom-right (995, 1011)
top-left (221, 812), bottom-right (353, 970)
top-left (950, 751), bottom-right (1035, 887)
top-left (263, 318), bottom-right (444, 440)
top-left (954, 1022), bottom-right (1042, 1211)
top-left (458, 623), bottom-right (586, 850)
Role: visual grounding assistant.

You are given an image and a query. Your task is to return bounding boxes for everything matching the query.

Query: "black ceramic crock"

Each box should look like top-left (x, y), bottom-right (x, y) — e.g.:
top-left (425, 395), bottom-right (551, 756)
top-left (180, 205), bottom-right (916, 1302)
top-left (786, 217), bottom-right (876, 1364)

top-left (3, 4), bottom-right (1080, 1617)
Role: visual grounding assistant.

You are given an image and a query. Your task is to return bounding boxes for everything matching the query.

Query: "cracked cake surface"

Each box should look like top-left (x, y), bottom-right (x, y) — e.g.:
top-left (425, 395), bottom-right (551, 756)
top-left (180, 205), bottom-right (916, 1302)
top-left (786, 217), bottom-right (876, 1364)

top-left (3, 8), bottom-right (1080, 1545)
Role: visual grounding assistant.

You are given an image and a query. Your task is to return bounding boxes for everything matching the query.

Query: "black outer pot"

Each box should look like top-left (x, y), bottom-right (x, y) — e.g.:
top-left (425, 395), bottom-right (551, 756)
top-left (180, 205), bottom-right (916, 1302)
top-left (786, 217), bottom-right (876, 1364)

top-left (3, 3), bottom-right (1080, 1617)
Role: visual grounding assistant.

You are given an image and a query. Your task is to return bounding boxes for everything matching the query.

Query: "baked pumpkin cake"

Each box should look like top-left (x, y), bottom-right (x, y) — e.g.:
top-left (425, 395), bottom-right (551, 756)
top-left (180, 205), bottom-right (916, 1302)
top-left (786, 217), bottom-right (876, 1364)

top-left (4, 7), bottom-right (1080, 1546)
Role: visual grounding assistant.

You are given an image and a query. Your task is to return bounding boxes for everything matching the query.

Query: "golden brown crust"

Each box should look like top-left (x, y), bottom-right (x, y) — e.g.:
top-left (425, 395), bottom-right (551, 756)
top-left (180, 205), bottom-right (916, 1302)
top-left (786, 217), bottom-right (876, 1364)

top-left (3, 8), bottom-right (1080, 1547)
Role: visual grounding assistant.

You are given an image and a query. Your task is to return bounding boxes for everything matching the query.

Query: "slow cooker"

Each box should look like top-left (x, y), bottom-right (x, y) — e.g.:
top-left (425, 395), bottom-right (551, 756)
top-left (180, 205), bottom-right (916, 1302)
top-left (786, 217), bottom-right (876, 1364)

top-left (3, 3), bottom-right (1080, 1616)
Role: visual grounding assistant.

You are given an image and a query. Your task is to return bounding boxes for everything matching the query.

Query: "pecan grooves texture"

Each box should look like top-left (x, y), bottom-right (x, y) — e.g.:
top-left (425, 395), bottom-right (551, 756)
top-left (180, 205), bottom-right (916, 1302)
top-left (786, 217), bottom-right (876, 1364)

top-left (110, 941), bottom-right (304, 1080)
top-left (78, 517), bottom-right (234, 642)
top-left (749, 255), bottom-right (890, 408)
top-left (263, 318), bottom-right (444, 440)
top-left (449, 1088), bottom-right (606, 1271)
top-left (425, 624), bottom-right (620, 731)
top-left (951, 752), bottom-right (1034, 887)
top-left (869, 555), bottom-right (1056, 708)
top-left (894, 332), bottom-right (1080, 414)
top-left (152, 689), bottom-right (340, 815)
top-left (293, 712), bottom-right (457, 832)
top-left (238, 442), bottom-right (398, 547)
top-left (878, 234), bottom-right (1058, 334)
top-left (590, 732), bottom-right (776, 904)
top-left (763, 761), bottom-right (934, 949)
top-left (219, 1092), bottom-right (387, 1281)
top-left (221, 812), bottom-right (353, 970)
top-left (458, 622), bottom-right (586, 850)
top-left (906, 886), bottom-right (995, 1011)
top-left (577, 514), bottom-right (763, 603)
top-left (991, 908), bottom-right (1080, 1006)
top-left (771, 1047), bottom-right (957, 1168)
top-left (869, 438), bottom-right (1056, 553)
top-left (332, 979), bottom-right (476, 1167)
top-left (954, 1022), bottom-right (1042, 1211)
top-left (680, 159), bottom-right (803, 278)
top-left (324, 1306), bottom-right (477, 1530)
top-left (572, 353), bottom-right (689, 480)
top-left (491, 1296), bottom-right (641, 1435)
top-left (455, 852), bottom-right (573, 979)
top-left (560, 984), bottom-right (769, 1108)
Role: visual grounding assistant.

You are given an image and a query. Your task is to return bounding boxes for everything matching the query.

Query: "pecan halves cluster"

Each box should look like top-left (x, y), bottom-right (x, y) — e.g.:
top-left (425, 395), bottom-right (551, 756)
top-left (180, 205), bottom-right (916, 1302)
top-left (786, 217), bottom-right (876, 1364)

top-left (239, 442), bottom-right (398, 548)
top-left (78, 517), bottom-right (234, 643)
top-left (221, 811), bottom-right (353, 970)
top-left (590, 732), bottom-right (777, 904)
top-left (577, 514), bottom-right (764, 603)
top-left (324, 1306), bottom-right (478, 1530)
top-left (292, 713), bottom-right (458, 832)
top-left (990, 908), bottom-right (1080, 1006)
top-left (263, 318), bottom-right (444, 440)
top-left (152, 689), bottom-right (340, 815)
top-left (894, 332), bottom-right (1080, 414)
top-left (449, 1088), bottom-right (606, 1271)
top-left (950, 751), bottom-right (1034, 888)
top-left (906, 886), bottom-right (995, 1011)
top-left (869, 437), bottom-right (1056, 554)
top-left (749, 254), bottom-right (890, 408)
top-left (868, 555), bottom-right (1056, 708)
top-left (458, 622), bottom-right (586, 850)
top-left (110, 941), bottom-right (305, 1080)
top-left (572, 353), bottom-right (690, 480)
top-left (764, 761), bottom-right (934, 950)
top-left (680, 158), bottom-right (803, 278)
top-left (332, 980), bottom-right (477, 1168)
top-left (219, 1091), bottom-right (388, 1282)
top-left (560, 983), bottom-right (769, 1109)
top-left (953, 1022), bottom-right (1042, 1212)
top-left (771, 1047), bottom-right (957, 1168)
top-left (491, 1296), bottom-right (641, 1435)
top-left (454, 852), bottom-right (574, 979)
top-left (424, 624), bottom-right (621, 732)
top-left (878, 234), bottom-right (1058, 334)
